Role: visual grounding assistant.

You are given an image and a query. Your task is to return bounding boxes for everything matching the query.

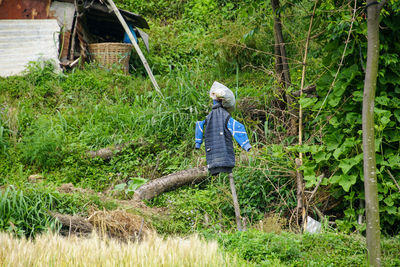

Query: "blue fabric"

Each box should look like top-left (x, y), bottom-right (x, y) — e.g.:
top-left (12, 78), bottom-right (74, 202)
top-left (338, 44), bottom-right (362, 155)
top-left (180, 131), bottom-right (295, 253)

top-left (203, 103), bottom-right (235, 173)
top-left (195, 117), bottom-right (251, 151)
top-left (195, 120), bottom-right (205, 149)
top-left (123, 24), bottom-right (138, 44)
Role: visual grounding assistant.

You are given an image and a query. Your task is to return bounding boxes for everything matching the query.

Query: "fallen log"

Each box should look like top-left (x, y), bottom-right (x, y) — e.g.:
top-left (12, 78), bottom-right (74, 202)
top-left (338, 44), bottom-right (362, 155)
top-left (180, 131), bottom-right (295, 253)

top-left (86, 141), bottom-right (137, 160)
top-left (51, 212), bottom-right (93, 236)
top-left (134, 167), bottom-right (208, 200)
top-left (86, 143), bottom-right (127, 160)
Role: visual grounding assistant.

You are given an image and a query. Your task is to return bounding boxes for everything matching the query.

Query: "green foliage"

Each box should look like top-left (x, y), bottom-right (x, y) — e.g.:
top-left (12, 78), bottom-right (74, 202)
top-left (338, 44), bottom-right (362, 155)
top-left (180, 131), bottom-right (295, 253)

top-left (149, 182), bottom-right (233, 234)
top-left (212, 229), bottom-right (400, 266)
top-left (113, 177), bottom-right (148, 197)
top-left (234, 147), bottom-right (297, 220)
top-left (216, 230), bottom-right (302, 264)
top-left (294, 1), bottom-right (400, 234)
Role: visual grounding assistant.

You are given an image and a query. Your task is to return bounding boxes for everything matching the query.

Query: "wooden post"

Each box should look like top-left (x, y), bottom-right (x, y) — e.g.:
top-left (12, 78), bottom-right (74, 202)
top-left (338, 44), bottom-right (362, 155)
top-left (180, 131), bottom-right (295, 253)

top-left (229, 173), bottom-right (243, 231)
top-left (104, 0), bottom-right (162, 97)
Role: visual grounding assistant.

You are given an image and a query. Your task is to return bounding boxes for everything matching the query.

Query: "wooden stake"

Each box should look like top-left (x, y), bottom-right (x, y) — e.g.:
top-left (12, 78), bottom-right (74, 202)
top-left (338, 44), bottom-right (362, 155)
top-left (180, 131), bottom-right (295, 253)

top-left (229, 173), bottom-right (243, 231)
top-left (105, 0), bottom-right (163, 97)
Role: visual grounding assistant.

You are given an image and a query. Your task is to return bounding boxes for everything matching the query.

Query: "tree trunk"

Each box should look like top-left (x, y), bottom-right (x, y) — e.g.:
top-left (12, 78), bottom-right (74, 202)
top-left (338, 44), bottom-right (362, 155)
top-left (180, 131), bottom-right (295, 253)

top-left (362, 1), bottom-right (387, 266)
top-left (134, 167), bottom-right (208, 200)
top-left (271, 0), bottom-right (291, 88)
top-left (271, 0), bottom-right (297, 137)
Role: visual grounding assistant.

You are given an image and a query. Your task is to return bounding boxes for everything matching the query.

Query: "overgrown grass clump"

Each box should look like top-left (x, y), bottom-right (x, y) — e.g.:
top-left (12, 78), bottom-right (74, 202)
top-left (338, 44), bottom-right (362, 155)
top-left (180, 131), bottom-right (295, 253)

top-left (0, 185), bottom-right (116, 237)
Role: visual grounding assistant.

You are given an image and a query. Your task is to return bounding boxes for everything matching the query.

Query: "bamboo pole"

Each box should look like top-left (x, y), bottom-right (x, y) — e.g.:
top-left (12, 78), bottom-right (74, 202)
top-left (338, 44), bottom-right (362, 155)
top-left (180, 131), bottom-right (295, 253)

top-left (229, 173), bottom-right (243, 231)
top-left (297, 0), bottom-right (318, 231)
top-left (105, 0), bottom-right (162, 96)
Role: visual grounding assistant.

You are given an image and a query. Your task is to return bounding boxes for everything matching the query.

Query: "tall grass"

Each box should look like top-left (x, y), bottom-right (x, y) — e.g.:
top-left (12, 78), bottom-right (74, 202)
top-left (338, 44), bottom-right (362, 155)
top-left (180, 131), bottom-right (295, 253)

top-left (0, 186), bottom-right (59, 237)
top-left (0, 186), bottom-right (113, 237)
top-left (0, 232), bottom-right (243, 266)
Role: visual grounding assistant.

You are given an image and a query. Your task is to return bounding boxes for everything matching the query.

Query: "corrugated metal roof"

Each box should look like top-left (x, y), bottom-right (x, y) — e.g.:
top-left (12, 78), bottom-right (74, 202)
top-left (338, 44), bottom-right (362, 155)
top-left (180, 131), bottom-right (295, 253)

top-left (0, 19), bottom-right (60, 77)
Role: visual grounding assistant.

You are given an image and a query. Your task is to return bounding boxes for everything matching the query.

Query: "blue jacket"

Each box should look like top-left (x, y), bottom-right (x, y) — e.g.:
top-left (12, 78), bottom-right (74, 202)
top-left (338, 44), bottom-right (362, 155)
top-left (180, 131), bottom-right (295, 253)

top-left (195, 104), bottom-right (251, 152)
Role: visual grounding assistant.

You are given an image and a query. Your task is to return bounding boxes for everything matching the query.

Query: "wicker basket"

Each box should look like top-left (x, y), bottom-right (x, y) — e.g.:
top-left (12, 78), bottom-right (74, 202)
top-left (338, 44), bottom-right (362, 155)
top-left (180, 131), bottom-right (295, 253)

top-left (88, 43), bottom-right (133, 74)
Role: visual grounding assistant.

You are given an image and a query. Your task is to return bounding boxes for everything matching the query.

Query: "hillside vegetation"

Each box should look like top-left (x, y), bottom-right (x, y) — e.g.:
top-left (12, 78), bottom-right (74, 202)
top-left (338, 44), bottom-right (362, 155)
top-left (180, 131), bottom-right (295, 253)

top-left (1, 0), bottom-right (400, 265)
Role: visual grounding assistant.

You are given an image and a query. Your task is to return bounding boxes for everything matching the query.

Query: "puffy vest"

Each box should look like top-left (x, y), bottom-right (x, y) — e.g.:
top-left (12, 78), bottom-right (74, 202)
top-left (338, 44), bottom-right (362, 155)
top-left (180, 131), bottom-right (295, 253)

top-left (204, 102), bottom-right (235, 175)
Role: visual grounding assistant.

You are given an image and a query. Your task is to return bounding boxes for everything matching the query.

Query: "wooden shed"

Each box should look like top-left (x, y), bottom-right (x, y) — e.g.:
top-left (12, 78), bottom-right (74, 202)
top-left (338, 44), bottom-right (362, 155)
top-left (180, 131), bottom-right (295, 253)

top-left (0, 0), bottom-right (150, 75)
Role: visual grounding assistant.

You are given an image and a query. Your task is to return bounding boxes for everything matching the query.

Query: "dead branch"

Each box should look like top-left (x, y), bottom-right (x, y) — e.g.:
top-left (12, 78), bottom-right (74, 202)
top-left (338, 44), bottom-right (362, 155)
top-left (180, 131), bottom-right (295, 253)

top-left (386, 169), bottom-right (400, 193)
top-left (86, 141), bottom-right (135, 159)
top-left (308, 173), bottom-right (325, 204)
top-left (134, 167), bottom-right (208, 200)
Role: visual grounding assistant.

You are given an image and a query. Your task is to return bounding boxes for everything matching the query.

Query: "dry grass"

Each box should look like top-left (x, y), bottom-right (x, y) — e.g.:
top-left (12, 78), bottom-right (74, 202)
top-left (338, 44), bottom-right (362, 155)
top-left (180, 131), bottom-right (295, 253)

top-left (88, 209), bottom-right (151, 242)
top-left (0, 232), bottom-right (241, 267)
top-left (254, 213), bottom-right (287, 234)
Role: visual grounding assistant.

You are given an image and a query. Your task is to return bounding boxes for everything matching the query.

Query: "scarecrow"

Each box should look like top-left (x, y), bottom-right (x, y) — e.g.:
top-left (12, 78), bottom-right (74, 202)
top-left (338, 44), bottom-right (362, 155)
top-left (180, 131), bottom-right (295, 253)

top-left (195, 81), bottom-right (251, 230)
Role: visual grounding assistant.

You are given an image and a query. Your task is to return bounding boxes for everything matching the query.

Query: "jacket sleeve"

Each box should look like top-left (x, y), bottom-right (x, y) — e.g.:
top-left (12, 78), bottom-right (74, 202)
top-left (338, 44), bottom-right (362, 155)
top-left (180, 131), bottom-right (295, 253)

top-left (195, 120), bottom-right (206, 149)
top-left (227, 117), bottom-right (251, 151)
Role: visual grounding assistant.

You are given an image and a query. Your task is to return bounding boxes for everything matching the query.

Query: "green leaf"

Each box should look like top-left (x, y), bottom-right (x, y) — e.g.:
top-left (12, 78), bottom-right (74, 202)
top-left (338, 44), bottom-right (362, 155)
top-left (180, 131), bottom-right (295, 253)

top-left (352, 90), bottom-right (363, 102)
top-left (333, 137), bottom-right (357, 160)
top-left (333, 80), bottom-right (346, 97)
top-left (375, 137), bottom-right (382, 152)
top-left (127, 177), bottom-right (148, 192)
top-left (387, 154), bottom-right (400, 168)
top-left (345, 112), bottom-right (361, 125)
top-left (328, 116), bottom-right (340, 127)
top-left (375, 95), bottom-right (391, 106)
top-left (299, 96), bottom-right (317, 108)
top-left (380, 114), bottom-right (391, 125)
top-left (328, 95), bottom-right (341, 107)
top-left (314, 151), bottom-right (331, 163)
top-left (385, 206), bottom-right (397, 215)
top-left (338, 154), bottom-right (363, 174)
top-left (326, 133), bottom-right (344, 151)
top-left (339, 174), bottom-right (357, 192)
top-left (384, 195), bottom-right (394, 207)
top-left (394, 110), bottom-right (400, 122)
top-left (384, 130), bottom-right (400, 142)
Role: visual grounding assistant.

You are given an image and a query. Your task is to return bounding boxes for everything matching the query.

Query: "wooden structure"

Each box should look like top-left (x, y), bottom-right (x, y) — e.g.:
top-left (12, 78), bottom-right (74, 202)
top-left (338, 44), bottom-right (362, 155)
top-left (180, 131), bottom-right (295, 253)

top-left (0, 0), bottom-right (150, 71)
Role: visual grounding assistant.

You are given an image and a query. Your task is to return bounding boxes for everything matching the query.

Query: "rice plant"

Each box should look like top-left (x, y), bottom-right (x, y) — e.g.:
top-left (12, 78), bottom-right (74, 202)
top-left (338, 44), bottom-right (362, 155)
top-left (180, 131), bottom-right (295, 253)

top-left (0, 232), bottom-right (244, 266)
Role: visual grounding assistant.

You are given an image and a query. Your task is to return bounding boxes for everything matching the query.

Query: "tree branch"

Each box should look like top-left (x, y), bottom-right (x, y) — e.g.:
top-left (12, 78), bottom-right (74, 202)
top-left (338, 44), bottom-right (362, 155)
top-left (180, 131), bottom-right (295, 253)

top-left (386, 169), bottom-right (400, 193)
